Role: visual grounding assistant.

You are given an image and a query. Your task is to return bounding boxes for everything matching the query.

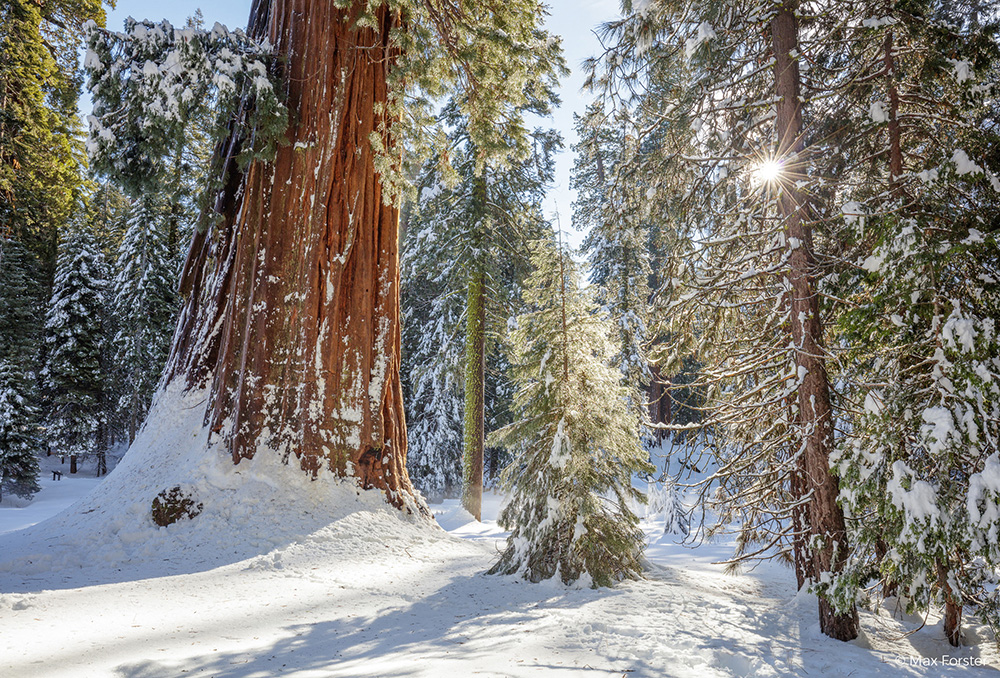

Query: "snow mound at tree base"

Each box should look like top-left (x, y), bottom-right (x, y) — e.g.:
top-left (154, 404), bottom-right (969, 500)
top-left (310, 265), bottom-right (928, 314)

top-left (0, 383), bottom-right (439, 588)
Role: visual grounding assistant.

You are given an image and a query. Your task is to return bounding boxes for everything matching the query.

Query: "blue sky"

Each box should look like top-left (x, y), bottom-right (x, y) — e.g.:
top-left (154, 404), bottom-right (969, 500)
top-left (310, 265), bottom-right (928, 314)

top-left (99, 0), bottom-right (623, 247)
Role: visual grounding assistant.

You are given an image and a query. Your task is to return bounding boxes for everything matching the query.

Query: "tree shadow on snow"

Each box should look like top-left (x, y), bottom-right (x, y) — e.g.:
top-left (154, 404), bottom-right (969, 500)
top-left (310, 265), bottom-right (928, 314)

top-left (108, 569), bottom-right (645, 678)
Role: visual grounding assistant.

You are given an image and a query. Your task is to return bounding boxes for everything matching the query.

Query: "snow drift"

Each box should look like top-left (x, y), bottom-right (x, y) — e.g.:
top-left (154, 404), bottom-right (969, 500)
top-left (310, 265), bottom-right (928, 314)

top-left (0, 382), bottom-right (436, 589)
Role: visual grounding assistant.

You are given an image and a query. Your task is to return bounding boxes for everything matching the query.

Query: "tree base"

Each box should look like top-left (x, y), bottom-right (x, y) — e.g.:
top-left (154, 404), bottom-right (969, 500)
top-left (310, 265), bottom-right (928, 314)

top-left (0, 383), bottom-right (431, 582)
top-left (819, 598), bottom-right (859, 641)
top-left (944, 599), bottom-right (962, 647)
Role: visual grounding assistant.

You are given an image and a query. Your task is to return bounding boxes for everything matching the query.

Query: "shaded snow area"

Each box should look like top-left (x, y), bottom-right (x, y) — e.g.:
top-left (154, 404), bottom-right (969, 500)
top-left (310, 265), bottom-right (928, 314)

top-left (1, 391), bottom-right (997, 677)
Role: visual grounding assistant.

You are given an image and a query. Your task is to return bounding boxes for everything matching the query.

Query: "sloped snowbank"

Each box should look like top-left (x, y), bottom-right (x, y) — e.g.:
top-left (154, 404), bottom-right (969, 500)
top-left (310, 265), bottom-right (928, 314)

top-left (0, 383), bottom-right (435, 588)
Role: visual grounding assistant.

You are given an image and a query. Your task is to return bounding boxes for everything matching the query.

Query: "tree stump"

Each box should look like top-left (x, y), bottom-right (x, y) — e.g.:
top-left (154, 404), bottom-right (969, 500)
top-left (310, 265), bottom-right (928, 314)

top-left (151, 486), bottom-right (204, 527)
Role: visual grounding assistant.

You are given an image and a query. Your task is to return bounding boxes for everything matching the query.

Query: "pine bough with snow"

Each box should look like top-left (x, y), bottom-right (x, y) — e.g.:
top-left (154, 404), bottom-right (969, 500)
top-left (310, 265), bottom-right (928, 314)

top-left (830, 4), bottom-right (1000, 646)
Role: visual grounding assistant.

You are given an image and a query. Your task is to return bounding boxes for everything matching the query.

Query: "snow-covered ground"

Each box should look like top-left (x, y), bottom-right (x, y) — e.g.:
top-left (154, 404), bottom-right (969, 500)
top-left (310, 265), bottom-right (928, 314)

top-left (1, 388), bottom-right (996, 677)
top-left (0, 454), bottom-right (106, 535)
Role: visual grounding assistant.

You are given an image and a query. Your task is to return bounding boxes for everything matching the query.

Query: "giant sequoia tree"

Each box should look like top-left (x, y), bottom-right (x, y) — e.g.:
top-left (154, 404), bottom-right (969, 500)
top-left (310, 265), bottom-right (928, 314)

top-left (87, 1), bottom-right (562, 509)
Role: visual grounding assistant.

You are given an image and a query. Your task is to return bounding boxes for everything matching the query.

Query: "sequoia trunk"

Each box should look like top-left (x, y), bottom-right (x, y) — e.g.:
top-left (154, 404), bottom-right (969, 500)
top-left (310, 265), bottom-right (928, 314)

top-left (771, 4), bottom-right (859, 640)
top-left (166, 0), bottom-right (418, 508)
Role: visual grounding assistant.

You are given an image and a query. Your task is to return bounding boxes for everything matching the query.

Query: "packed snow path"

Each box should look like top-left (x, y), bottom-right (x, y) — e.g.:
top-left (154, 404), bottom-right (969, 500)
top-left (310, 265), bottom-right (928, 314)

top-left (3, 502), bottom-right (997, 676)
top-left (1, 390), bottom-right (996, 677)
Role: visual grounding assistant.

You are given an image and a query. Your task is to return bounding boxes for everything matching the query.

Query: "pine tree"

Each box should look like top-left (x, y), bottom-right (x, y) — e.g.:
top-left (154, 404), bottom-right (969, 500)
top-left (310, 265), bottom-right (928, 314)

top-left (402, 117), bottom-right (561, 513)
top-left (591, 0), bottom-right (859, 638)
top-left (489, 238), bottom-right (651, 587)
top-left (0, 359), bottom-right (40, 503)
top-left (111, 198), bottom-right (178, 443)
top-left (401, 177), bottom-right (467, 503)
top-left (571, 103), bottom-right (651, 397)
top-left (0, 237), bottom-right (41, 366)
top-left (0, 238), bottom-right (43, 483)
top-left (86, 181), bottom-right (131, 263)
top-left (827, 1), bottom-right (1000, 645)
top-left (43, 223), bottom-right (107, 473)
top-left (571, 102), bottom-right (703, 441)
top-left (0, 0), bottom-right (103, 282)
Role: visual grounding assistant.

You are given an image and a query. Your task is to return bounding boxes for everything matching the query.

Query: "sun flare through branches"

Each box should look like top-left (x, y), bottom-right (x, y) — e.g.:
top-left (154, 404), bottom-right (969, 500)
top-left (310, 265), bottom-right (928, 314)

top-left (753, 159), bottom-right (783, 186)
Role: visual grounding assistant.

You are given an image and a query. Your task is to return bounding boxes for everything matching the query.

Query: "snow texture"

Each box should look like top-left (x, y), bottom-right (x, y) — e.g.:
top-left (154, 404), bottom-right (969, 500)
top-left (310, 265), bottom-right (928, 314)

top-left (0, 387), bottom-right (997, 677)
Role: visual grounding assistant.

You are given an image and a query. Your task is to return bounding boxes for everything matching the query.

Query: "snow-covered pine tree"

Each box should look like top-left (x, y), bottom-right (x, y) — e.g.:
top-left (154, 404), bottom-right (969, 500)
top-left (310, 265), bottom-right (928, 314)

top-left (111, 197), bottom-right (178, 443)
top-left (590, 0), bottom-right (859, 638)
top-left (647, 477), bottom-right (689, 536)
top-left (0, 359), bottom-right (41, 503)
top-left (571, 102), bottom-right (652, 414)
top-left (489, 238), bottom-right (652, 587)
top-left (0, 238), bottom-right (44, 490)
top-left (0, 238), bottom-right (42, 367)
top-left (401, 174), bottom-right (466, 502)
top-left (84, 16), bottom-right (287, 206)
top-left (402, 111), bottom-right (561, 514)
top-left (87, 181), bottom-right (131, 262)
top-left (827, 2), bottom-right (1000, 645)
top-left (43, 222), bottom-right (107, 473)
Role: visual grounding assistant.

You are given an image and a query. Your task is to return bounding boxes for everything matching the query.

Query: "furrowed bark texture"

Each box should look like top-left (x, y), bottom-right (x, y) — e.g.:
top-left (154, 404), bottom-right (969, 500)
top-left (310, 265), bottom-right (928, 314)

top-left (166, 1), bottom-right (417, 507)
top-left (771, 5), bottom-right (859, 641)
top-left (461, 174), bottom-right (489, 520)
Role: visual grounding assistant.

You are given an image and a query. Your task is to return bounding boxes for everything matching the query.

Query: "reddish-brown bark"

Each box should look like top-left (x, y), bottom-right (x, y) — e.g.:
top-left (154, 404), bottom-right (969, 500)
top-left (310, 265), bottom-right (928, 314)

top-left (167, 1), bottom-right (418, 508)
top-left (937, 560), bottom-right (963, 646)
top-left (648, 364), bottom-right (671, 445)
top-left (771, 3), bottom-right (859, 640)
top-left (883, 31), bottom-right (904, 196)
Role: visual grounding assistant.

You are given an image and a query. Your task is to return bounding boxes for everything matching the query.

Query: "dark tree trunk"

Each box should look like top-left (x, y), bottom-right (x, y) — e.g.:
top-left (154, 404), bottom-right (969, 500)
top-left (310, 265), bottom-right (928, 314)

top-left (648, 364), bottom-right (671, 444)
top-left (165, 1), bottom-right (418, 508)
top-left (883, 31), bottom-right (903, 196)
top-left (771, 4), bottom-right (859, 641)
top-left (69, 454), bottom-right (77, 474)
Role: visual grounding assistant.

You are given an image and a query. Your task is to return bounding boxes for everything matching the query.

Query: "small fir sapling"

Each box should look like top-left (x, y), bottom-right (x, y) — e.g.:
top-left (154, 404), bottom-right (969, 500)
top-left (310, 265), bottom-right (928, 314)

top-left (489, 238), bottom-right (651, 587)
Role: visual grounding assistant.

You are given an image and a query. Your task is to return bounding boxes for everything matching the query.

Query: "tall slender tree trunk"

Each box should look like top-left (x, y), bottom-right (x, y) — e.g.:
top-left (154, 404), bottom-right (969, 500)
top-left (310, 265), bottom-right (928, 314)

top-left (165, 0), bottom-right (419, 509)
top-left (462, 264), bottom-right (486, 520)
top-left (771, 3), bottom-right (859, 641)
top-left (884, 31), bottom-right (903, 196)
top-left (461, 173), bottom-right (491, 520)
top-left (876, 30), bottom-right (904, 600)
